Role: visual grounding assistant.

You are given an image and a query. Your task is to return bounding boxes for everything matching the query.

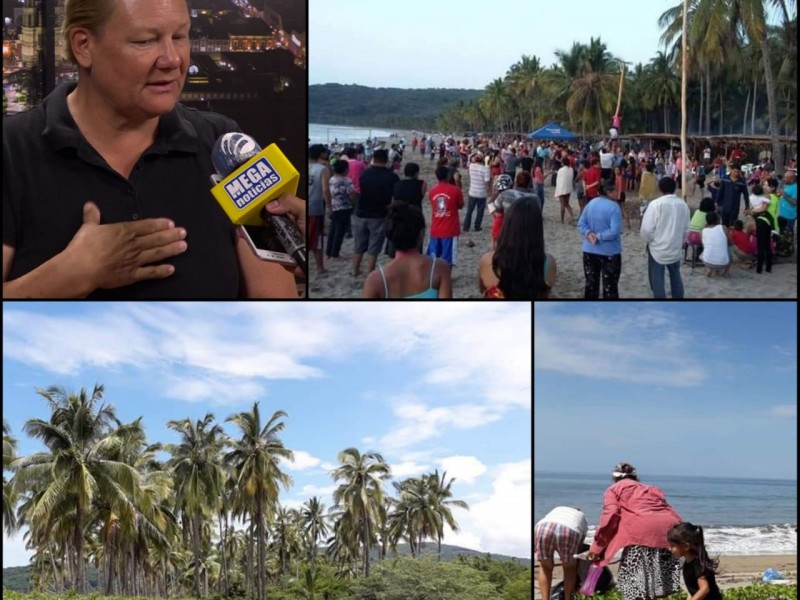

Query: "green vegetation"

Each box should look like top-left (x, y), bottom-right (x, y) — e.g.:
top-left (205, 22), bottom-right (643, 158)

top-left (436, 0), bottom-right (796, 172)
top-left (309, 83), bottom-right (482, 131)
top-left (2, 385), bottom-right (529, 600)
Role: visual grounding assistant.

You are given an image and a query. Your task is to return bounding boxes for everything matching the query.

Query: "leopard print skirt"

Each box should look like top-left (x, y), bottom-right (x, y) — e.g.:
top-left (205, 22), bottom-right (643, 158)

top-left (616, 545), bottom-right (681, 600)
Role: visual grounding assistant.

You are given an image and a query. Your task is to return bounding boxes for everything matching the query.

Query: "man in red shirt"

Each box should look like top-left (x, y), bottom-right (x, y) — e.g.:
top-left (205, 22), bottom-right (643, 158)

top-left (427, 166), bottom-right (465, 267)
top-left (583, 157), bottom-right (602, 207)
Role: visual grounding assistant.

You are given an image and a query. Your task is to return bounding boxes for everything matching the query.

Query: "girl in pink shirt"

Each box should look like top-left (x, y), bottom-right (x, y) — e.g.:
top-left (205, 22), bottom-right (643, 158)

top-left (587, 463), bottom-right (682, 600)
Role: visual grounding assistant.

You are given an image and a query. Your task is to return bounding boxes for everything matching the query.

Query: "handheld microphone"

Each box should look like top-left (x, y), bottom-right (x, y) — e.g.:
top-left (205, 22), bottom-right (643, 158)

top-left (210, 132), bottom-right (307, 274)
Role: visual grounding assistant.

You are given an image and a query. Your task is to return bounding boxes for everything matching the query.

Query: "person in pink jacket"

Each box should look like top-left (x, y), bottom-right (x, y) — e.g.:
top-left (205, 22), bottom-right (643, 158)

top-left (586, 463), bottom-right (683, 600)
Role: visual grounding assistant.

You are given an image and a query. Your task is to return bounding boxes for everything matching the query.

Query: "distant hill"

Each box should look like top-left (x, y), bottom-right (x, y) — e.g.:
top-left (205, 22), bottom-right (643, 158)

top-left (309, 83), bottom-right (482, 131)
top-left (2, 545), bottom-right (529, 591)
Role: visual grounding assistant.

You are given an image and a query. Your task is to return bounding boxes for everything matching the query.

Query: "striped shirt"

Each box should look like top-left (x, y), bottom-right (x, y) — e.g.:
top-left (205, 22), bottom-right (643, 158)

top-left (537, 506), bottom-right (588, 537)
top-left (468, 162), bottom-right (491, 198)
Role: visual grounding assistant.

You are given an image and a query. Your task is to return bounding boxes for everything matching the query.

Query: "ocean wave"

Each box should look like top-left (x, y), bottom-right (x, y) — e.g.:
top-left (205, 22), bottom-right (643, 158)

top-left (584, 524), bottom-right (797, 556)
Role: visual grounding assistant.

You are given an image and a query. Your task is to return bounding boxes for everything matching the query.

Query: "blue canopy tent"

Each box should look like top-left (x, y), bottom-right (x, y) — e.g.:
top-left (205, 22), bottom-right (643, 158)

top-left (528, 122), bottom-right (580, 141)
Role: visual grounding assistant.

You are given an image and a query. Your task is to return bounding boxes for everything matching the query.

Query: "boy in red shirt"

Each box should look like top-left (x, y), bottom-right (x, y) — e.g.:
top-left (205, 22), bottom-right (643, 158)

top-left (427, 166), bottom-right (465, 267)
top-left (583, 158), bottom-right (602, 203)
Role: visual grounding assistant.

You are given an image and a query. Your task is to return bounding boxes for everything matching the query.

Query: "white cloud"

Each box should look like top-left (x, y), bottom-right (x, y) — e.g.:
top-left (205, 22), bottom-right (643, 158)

top-left (442, 459), bottom-right (531, 559)
top-left (362, 436), bottom-right (375, 444)
top-left (320, 461), bottom-right (337, 471)
top-left (378, 398), bottom-right (505, 451)
top-left (534, 306), bottom-right (707, 387)
top-left (299, 484), bottom-right (338, 496)
top-left (771, 405), bottom-right (797, 418)
top-left (3, 530), bottom-right (33, 568)
top-left (439, 456), bottom-right (487, 485)
top-left (390, 461), bottom-right (430, 478)
top-left (282, 450), bottom-right (322, 471)
top-left (163, 375), bottom-right (266, 404)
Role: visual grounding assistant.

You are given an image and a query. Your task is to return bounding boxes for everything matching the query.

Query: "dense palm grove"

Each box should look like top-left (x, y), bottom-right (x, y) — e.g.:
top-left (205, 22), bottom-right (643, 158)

top-left (0, 386), bottom-right (525, 600)
top-left (437, 0), bottom-right (796, 171)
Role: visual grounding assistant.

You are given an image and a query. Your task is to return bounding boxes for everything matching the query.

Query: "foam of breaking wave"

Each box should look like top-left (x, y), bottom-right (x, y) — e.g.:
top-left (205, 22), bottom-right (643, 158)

top-left (584, 524), bottom-right (797, 556)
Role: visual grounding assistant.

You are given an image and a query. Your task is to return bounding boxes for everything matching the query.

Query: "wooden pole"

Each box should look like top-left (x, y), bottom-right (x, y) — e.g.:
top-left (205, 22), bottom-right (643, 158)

top-left (615, 62), bottom-right (625, 117)
top-left (680, 0), bottom-right (689, 200)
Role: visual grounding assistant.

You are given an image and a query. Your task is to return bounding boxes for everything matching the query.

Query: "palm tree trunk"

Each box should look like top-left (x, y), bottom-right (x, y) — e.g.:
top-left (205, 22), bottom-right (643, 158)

top-left (363, 517), bottom-right (370, 577)
top-left (437, 536), bottom-right (442, 562)
top-left (751, 77), bottom-right (757, 134)
top-left (705, 66), bottom-right (712, 137)
top-left (193, 511), bottom-right (202, 598)
top-left (719, 86), bottom-right (723, 135)
top-left (257, 498), bottom-right (266, 600)
top-left (698, 71), bottom-right (704, 134)
top-left (218, 512), bottom-right (229, 598)
top-left (75, 501), bottom-right (85, 593)
top-left (759, 36), bottom-right (784, 173)
top-left (742, 87), bottom-right (750, 134)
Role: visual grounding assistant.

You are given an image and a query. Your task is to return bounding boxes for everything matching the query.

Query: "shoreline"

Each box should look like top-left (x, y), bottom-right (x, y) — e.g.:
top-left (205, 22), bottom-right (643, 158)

top-left (533, 554), bottom-right (797, 599)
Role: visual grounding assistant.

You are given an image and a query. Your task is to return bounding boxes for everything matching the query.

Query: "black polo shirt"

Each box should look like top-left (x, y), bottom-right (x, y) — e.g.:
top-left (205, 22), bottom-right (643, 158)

top-left (3, 82), bottom-right (242, 298)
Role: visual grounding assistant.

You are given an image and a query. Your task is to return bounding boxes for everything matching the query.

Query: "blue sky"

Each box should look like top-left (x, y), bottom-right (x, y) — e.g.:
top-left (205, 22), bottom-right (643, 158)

top-left (534, 302), bottom-right (797, 480)
top-left (2, 302), bottom-right (531, 568)
top-left (310, 0), bottom-right (680, 88)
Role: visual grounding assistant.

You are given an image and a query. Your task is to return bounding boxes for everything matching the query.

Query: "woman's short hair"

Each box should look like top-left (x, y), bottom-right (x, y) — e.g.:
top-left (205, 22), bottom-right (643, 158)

top-left (385, 202), bottom-right (425, 250)
top-left (62, 0), bottom-right (119, 64)
top-left (699, 197), bottom-right (716, 212)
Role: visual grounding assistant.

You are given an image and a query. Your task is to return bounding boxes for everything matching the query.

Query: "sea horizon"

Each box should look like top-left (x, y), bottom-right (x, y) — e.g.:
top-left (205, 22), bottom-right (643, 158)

top-left (534, 470), bottom-right (798, 483)
top-left (534, 471), bottom-right (797, 555)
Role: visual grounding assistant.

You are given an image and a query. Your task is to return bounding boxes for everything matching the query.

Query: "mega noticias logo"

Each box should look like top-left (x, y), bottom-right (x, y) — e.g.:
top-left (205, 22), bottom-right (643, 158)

top-left (223, 157), bottom-right (282, 209)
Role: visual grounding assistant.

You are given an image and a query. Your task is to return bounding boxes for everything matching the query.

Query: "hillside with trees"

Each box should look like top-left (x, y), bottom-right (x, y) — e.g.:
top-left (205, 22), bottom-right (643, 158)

top-left (435, 0), bottom-right (796, 172)
top-left (309, 84), bottom-right (482, 131)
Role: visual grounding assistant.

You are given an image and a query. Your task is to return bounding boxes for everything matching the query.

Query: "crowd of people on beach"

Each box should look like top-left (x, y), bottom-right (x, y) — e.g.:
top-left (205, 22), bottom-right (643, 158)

top-left (308, 132), bottom-right (797, 299)
top-left (535, 463), bottom-right (723, 600)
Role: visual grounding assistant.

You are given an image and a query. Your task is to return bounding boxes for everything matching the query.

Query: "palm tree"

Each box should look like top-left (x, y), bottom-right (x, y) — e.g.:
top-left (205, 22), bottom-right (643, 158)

top-left (480, 78), bottom-right (512, 132)
top-left (12, 384), bottom-right (140, 593)
top-left (3, 419), bottom-right (18, 534)
top-left (425, 471), bottom-right (469, 561)
top-left (225, 402), bottom-right (293, 600)
top-left (331, 448), bottom-right (390, 577)
top-left (300, 496), bottom-right (328, 563)
top-left (642, 51), bottom-right (681, 132)
top-left (165, 413), bottom-right (226, 598)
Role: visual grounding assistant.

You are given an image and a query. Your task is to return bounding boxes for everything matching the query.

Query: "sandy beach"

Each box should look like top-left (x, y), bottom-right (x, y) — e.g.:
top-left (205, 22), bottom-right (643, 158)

top-left (533, 554), bottom-right (798, 599)
top-left (309, 130), bottom-right (489, 299)
top-left (309, 132), bottom-right (797, 299)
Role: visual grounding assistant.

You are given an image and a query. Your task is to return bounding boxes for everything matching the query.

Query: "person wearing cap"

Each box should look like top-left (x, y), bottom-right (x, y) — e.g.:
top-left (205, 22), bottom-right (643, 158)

top-left (535, 506), bottom-right (587, 600)
top-left (577, 178), bottom-right (623, 299)
top-left (586, 463), bottom-right (683, 600)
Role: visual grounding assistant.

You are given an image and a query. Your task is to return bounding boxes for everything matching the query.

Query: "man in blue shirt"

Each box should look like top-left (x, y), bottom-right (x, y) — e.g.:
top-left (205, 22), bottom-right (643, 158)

top-left (577, 178), bottom-right (623, 299)
top-left (778, 169), bottom-right (797, 234)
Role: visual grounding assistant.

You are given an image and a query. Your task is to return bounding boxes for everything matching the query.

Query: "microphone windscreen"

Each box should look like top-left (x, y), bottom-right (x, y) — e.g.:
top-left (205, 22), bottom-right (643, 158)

top-left (212, 132), bottom-right (262, 178)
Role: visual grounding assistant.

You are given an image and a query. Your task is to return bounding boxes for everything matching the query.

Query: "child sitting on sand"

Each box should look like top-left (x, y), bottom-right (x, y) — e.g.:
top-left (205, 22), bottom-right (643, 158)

top-left (729, 220), bottom-right (757, 267)
top-left (668, 523), bottom-right (723, 600)
top-left (700, 212), bottom-right (731, 277)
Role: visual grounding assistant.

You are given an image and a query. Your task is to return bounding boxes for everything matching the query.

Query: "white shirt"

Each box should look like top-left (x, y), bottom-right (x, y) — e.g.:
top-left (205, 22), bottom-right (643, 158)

top-left (750, 194), bottom-right (770, 211)
top-left (554, 165), bottom-right (575, 197)
top-left (701, 225), bottom-right (730, 266)
top-left (467, 162), bottom-right (491, 198)
top-left (599, 150), bottom-right (614, 169)
top-left (537, 507), bottom-right (588, 538)
top-left (640, 193), bottom-right (691, 264)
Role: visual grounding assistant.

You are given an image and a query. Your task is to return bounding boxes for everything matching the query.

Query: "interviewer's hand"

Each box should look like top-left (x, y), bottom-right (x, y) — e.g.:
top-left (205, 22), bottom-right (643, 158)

top-left (64, 202), bottom-right (188, 291)
top-left (264, 193), bottom-right (307, 238)
top-left (586, 552), bottom-right (600, 562)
